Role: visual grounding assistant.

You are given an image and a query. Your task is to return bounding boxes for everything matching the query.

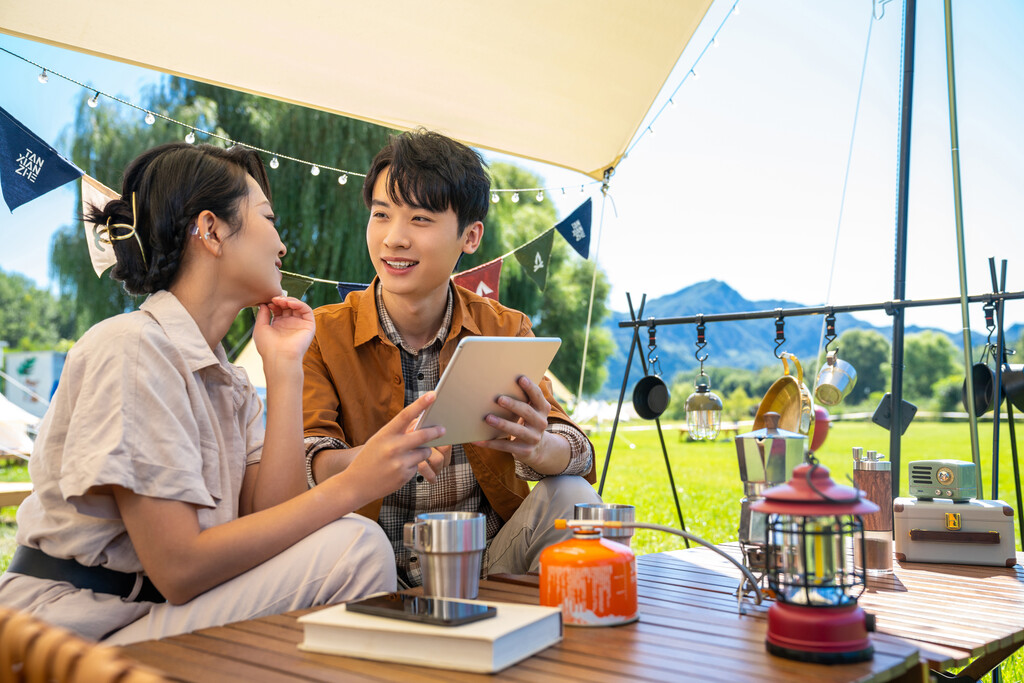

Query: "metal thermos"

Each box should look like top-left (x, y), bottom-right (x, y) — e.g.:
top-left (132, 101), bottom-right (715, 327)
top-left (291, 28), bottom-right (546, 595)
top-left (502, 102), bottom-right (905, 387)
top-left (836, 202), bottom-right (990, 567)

top-left (852, 447), bottom-right (894, 575)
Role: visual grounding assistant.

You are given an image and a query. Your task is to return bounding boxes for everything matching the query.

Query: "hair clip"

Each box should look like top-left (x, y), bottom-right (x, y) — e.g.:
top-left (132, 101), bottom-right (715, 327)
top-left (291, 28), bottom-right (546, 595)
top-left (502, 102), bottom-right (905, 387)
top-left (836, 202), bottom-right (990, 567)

top-left (97, 192), bottom-right (147, 267)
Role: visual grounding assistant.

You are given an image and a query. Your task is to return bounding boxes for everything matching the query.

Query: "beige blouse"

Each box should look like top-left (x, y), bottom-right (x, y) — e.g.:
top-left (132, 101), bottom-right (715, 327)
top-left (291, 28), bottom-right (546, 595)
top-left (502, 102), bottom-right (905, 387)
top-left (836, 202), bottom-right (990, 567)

top-left (14, 290), bottom-right (264, 573)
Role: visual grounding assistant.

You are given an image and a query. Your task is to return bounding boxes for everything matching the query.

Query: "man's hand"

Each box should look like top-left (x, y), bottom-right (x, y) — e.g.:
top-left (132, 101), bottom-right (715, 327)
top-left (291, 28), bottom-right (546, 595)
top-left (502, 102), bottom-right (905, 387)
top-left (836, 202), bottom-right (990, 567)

top-left (473, 376), bottom-right (569, 474)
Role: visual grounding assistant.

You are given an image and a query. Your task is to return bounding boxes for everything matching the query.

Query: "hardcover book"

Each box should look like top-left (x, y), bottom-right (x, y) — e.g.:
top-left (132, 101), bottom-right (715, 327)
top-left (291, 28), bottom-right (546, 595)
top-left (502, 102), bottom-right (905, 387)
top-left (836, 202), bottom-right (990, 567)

top-left (298, 598), bottom-right (563, 674)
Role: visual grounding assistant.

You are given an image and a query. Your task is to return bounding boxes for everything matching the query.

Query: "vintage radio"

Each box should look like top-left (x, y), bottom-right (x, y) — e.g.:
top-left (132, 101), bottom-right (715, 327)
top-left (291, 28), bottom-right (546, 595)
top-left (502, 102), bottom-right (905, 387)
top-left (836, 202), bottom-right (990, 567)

top-left (893, 497), bottom-right (1016, 567)
top-left (907, 459), bottom-right (978, 502)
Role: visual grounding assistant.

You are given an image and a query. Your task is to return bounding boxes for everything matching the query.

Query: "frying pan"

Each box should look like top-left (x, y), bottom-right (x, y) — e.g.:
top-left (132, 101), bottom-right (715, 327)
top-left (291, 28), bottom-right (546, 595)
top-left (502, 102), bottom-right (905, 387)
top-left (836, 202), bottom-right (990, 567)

top-left (753, 352), bottom-right (815, 443)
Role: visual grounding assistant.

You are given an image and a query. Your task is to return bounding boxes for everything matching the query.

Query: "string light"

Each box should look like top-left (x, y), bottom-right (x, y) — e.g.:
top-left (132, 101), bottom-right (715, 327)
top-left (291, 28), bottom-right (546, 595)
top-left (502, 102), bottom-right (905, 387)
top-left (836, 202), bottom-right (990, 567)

top-left (0, 45), bottom-right (606, 202)
top-left (668, 98), bottom-right (675, 107)
top-left (690, 69), bottom-right (700, 80)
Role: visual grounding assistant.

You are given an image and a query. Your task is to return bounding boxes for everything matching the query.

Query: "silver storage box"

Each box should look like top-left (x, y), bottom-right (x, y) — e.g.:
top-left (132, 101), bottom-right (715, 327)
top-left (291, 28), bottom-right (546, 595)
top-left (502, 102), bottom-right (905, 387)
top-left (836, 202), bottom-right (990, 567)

top-left (893, 497), bottom-right (1017, 568)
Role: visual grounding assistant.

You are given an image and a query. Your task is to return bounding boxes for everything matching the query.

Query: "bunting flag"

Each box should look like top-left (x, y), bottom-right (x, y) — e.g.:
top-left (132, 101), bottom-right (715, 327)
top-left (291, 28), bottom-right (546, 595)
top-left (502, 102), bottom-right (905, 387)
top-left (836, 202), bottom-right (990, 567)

top-left (0, 105), bottom-right (82, 212)
top-left (336, 281), bottom-right (370, 301)
top-left (81, 175), bottom-right (121, 277)
top-left (280, 271), bottom-right (314, 299)
top-left (452, 257), bottom-right (502, 301)
top-left (554, 198), bottom-right (593, 259)
top-left (513, 228), bottom-right (555, 291)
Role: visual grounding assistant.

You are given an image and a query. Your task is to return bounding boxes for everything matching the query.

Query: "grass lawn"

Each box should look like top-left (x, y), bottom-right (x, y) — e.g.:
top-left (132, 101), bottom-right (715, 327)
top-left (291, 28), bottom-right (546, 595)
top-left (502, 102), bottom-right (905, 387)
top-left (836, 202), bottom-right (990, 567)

top-left (1, 420), bottom-right (1021, 679)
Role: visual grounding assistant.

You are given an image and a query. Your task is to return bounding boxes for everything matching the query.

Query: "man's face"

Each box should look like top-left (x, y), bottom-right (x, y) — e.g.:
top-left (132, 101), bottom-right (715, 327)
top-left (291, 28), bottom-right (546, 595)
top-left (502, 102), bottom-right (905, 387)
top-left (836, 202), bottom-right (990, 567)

top-left (365, 169), bottom-right (481, 299)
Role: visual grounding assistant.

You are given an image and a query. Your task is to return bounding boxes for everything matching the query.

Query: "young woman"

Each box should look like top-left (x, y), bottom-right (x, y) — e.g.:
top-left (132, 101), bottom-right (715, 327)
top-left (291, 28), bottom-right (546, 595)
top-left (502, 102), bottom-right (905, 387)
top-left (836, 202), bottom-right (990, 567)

top-left (0, 142), bottom-right (445, 644)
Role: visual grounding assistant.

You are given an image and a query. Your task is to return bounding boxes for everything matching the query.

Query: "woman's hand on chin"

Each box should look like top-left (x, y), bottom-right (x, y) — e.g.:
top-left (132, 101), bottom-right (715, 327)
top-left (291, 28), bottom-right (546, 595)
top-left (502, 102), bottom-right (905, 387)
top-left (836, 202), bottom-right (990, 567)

top-left (252, 295), bottom-right (315, 365)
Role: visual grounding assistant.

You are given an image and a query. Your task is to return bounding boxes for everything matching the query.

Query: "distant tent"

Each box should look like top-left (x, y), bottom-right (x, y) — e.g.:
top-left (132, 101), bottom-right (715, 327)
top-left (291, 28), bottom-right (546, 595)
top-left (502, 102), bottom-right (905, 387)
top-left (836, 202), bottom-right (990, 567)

top-left (0, 391), bottom-right (38, 458)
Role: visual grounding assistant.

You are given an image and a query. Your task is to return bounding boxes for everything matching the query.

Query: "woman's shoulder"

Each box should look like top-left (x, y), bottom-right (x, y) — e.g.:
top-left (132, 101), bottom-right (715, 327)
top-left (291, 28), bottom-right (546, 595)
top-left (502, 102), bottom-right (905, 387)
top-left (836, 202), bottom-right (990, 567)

top-left (68, 309), bottom-right (171, 364)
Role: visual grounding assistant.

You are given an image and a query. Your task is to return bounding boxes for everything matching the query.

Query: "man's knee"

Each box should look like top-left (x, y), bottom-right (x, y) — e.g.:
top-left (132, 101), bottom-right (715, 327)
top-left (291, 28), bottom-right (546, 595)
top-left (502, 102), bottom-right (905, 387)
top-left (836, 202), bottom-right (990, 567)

top-left (529, 476), bottom-right (602, 509)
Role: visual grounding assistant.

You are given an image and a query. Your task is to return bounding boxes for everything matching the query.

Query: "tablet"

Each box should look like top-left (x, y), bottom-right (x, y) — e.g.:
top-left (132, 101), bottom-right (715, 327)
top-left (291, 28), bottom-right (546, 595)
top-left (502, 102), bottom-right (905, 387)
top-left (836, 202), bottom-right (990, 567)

top-left (415, 336), bottom-right (562, 448)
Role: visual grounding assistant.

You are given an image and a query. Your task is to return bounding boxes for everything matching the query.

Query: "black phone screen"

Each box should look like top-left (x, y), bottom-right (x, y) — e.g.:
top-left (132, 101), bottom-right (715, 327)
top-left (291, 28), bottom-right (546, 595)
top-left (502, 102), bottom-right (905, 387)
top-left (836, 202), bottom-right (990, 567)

top-left (345, 593), bottom-right (497, 627)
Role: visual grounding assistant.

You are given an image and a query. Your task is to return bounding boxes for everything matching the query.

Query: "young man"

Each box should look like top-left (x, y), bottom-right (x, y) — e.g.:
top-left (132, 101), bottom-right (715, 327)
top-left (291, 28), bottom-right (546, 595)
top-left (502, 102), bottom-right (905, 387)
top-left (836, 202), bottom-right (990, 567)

top-left (302, 129), bottom-right (600, 587)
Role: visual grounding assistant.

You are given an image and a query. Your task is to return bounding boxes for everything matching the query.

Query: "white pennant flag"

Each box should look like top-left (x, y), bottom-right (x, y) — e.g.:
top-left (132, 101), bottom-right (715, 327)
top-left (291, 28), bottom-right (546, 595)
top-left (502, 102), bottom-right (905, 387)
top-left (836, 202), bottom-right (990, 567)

top-left (81, 175), bottom-right (120, 277)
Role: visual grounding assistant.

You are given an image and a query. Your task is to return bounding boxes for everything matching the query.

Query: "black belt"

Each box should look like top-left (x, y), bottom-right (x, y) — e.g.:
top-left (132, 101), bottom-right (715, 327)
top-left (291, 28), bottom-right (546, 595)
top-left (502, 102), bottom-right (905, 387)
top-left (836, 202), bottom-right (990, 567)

top-left (8, 546), bottom-right (166, 603)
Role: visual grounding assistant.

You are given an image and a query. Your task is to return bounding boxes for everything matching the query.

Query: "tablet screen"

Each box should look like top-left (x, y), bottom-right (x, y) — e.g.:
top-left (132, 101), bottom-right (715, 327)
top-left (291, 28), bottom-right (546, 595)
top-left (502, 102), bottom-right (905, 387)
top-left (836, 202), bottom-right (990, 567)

top-left (415, 337), bottom-right (561, 448)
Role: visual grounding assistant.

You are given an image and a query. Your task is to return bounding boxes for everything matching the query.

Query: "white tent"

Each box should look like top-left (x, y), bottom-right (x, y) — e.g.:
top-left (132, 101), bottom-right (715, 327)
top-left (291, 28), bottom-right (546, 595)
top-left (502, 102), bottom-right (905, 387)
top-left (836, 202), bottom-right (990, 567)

top-left (0, 0), bottom-right (712, 179)
top-left (0, 391), bottom-right (37, 458)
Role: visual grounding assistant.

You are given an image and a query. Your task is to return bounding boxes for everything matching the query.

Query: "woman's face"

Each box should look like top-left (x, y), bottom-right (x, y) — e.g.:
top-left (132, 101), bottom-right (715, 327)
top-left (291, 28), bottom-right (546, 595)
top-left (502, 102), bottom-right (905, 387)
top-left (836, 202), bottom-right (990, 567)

top-left (221, 174), bottom-right (286, 305)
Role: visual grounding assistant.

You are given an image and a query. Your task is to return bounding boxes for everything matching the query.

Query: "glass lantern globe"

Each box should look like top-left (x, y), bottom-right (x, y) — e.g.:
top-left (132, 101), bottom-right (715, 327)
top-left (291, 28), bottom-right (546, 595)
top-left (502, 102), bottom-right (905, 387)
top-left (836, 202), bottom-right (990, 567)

top-left (751, 461), bottom-right (880, 664)
top-left (685, 373), bottom-right (722, 440)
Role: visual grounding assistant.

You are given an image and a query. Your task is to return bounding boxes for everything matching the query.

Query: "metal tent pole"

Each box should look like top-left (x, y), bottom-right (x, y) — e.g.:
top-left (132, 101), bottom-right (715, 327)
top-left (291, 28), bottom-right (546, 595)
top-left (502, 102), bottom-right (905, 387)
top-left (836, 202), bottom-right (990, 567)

top-left (944, 0), bottom-right (982, 497)
top-left (888, 0), bottom-right (917, 499)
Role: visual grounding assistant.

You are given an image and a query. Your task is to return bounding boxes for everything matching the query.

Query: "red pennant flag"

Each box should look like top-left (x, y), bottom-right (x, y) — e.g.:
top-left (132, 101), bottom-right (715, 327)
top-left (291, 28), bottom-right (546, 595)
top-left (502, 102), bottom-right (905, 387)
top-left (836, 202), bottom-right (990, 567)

top-left (453, 258), bottom-right (502, 301)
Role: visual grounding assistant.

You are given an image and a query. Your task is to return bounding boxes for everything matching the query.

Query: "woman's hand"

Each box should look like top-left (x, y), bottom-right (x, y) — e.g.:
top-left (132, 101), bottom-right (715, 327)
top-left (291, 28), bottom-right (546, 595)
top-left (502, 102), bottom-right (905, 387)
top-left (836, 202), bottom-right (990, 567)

top-left (343, 393), bottom-right (446, 502)
top-left (252, 296), bottom-right (315, 366)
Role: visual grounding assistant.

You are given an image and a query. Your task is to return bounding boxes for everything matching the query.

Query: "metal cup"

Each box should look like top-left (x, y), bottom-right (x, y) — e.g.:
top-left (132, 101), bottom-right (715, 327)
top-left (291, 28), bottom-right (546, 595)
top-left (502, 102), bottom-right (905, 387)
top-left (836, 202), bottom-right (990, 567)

top-left (814, 350), bottom-right (857, 406)
top-left (574, 503), bottom-right (635, 547)
top-left (403, 511), bottom-right (486, 599)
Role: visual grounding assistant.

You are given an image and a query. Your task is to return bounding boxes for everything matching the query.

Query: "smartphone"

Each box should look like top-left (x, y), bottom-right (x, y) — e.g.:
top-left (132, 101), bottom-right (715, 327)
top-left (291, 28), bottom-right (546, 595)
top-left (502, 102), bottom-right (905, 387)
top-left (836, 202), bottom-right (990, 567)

top-left (345, 593), bottom-right (497, 627)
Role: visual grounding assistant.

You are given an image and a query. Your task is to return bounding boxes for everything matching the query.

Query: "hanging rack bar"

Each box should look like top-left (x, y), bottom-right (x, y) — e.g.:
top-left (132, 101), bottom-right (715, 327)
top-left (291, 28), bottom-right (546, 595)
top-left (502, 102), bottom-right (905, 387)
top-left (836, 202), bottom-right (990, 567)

top-left (616, 290), bottom-right (1024, 329)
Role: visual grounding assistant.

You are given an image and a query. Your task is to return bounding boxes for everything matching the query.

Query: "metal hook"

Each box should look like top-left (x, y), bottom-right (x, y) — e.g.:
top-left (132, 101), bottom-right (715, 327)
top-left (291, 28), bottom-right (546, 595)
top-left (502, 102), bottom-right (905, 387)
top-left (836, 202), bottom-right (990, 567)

top-left (824, 308), bottom-right (838, 354)
top-left (773, 311), bottom-right (786, 359)
top-left (646, 318), bottom-right (662, 377)
top-left (982, 299), bottom-right (997, 362)
top-left (694, 316), bottom-right (709, 374)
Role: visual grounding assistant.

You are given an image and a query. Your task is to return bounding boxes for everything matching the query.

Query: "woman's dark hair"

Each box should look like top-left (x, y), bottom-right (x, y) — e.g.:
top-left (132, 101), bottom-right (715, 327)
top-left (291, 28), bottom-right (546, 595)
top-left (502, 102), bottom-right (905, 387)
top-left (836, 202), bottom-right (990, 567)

top-left (85, 142), bottom-right (271, 295)
top-left (362, 129), bottom-right (489, 235)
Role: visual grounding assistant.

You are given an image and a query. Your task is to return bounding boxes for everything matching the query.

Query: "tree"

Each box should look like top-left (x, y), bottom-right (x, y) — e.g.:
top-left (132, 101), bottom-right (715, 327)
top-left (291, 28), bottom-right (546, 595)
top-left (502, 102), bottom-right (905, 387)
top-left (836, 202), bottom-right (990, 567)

top-left (0, 269), bottom-right (74, 350)
top-left (902, 331), bottom-right (962, 400)
top-left (49, 82), bottom-right (614, 391)
top-left (834, 329), bottom-right (890, 402)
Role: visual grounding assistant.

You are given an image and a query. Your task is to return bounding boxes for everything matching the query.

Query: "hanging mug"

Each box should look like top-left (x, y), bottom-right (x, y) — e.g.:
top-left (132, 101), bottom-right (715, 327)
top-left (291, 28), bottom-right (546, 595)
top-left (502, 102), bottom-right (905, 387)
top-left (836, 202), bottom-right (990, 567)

top-left (633, 375), bottom-right (670, 420)
top-left (814, 350), bottom-right (857, 406)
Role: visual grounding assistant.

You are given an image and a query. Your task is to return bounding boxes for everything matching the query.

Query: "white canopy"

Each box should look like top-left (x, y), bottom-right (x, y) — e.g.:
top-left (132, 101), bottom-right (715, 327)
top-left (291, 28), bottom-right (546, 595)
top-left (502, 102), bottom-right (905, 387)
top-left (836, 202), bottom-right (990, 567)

top-left (0, 391), bottom-right (37, 457)
top-left (0, 0), bottom-right (712, 179)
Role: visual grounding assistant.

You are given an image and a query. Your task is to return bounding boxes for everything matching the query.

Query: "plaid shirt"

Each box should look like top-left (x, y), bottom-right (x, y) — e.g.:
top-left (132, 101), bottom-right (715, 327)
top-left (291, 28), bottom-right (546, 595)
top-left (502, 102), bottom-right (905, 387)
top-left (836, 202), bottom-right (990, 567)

top-left (306, 282), bottom-right (592, 586)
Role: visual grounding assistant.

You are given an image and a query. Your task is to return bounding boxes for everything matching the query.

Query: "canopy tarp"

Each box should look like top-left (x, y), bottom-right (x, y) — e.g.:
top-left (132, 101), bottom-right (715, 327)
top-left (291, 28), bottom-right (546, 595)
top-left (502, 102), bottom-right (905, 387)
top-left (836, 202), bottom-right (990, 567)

top-left (0, 0), bottom-right (712, 179)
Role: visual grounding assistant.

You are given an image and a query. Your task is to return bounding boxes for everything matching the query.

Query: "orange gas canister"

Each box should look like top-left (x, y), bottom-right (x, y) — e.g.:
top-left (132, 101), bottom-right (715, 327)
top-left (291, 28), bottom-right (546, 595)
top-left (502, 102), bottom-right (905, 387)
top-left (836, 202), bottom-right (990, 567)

top-left (540, 523), bottom-right (638, 626)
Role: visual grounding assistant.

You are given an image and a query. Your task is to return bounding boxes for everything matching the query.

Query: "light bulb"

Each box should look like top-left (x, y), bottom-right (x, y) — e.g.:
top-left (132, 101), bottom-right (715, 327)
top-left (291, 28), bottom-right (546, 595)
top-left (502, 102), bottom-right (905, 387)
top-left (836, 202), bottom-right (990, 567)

top-left (579, 185), bottom-right (584, 193)
top-left (733, 2), bottom-right (740, 15)
top-left (269, 157), bottom-right (280, 169)
top-left (185, 130), bottom-right (196, 144)
top-left (668, 98), bottom-right (675, 107)
top-left (490, 192), bottom-right (499, 204)
top-left (535, 191), bottom-right (544, 202)
top-left (511, 192), bottom-right (520, 203)
top-left (310, 166), bottom-right (320, 176)
top-left (691, 69), bottom-right (700, 80)
top-left (88, 93), bottom-right (99, 108)
top-left (38, 70), bottom-right (48, 84)
top-left (713, 36), bottom-right (720, 48)
top-left (144, 112), bottom-right (156, 125)
top-left (338, 174), bottom-right (348, 185)
top-left (684, 375), bottom-right (723, 441)
top-left (647, 126), bottom-right (654, 136)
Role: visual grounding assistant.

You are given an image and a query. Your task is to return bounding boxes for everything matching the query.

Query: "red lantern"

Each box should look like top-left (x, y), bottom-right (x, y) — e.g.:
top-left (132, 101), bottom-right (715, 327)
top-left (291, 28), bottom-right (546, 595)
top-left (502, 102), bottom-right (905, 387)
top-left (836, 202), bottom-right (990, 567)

top-left (751, 460), bottom-right (879, 663)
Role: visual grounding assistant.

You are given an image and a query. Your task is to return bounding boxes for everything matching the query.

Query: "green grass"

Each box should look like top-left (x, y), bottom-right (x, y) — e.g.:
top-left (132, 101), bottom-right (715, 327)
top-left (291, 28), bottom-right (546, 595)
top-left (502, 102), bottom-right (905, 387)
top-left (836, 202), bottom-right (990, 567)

top-left (2, 422), bottom-right (1023, 679)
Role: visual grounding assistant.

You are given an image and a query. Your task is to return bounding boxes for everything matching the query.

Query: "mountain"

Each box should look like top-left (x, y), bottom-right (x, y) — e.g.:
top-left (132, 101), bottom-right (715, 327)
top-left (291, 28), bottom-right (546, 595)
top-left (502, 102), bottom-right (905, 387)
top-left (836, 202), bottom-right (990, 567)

top-left (596, 279), bottom-right (1022, 399)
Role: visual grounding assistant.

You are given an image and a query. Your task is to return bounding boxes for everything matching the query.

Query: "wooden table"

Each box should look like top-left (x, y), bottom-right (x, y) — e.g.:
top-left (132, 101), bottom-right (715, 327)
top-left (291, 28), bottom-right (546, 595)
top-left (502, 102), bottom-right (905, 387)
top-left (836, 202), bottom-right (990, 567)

top-left (121, 544), bottom-right (985, 683)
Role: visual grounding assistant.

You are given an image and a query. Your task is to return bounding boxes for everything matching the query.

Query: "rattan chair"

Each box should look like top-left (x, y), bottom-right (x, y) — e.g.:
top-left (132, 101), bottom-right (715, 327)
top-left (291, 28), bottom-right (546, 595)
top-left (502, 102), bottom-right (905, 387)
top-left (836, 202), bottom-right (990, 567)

top-left (0, 605), bottom-right (168, 682)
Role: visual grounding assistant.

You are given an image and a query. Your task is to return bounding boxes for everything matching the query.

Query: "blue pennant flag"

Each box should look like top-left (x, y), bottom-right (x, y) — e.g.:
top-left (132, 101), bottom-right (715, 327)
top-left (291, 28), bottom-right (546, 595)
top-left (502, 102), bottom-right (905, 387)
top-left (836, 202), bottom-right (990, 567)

top-left (0, 105), bottom-right (83, 212)
top-left (553, 198), bottom-right (593, 259)
top-left (337, 281), bottom-right (370, 301)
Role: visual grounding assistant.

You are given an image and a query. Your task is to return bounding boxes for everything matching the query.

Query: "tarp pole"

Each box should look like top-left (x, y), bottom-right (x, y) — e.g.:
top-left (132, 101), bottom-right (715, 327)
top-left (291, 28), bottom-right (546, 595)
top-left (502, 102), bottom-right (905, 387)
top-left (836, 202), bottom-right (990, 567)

top-left (889, 0), bottom-right (917, 499)
top-left (943, 0), bottom-right (982, 497)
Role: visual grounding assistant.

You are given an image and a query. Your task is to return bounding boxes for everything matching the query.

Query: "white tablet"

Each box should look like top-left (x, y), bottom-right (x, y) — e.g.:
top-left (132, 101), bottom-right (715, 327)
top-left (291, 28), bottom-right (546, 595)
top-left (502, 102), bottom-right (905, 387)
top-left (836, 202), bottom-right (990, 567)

top-left (415, 336), bottom-right (562, 448)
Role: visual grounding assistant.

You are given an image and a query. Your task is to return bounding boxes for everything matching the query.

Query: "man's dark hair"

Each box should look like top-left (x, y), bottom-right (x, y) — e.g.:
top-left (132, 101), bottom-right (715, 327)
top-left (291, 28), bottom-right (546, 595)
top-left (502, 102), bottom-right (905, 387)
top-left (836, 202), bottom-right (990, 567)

top-left (362, 129), bottom-right (490, 235)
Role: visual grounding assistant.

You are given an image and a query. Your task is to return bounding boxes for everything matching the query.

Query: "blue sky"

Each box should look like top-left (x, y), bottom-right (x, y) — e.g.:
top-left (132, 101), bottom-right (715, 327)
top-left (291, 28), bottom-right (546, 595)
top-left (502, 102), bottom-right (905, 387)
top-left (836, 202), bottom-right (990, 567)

top-left (2, 0), bottom-right (1023, 334)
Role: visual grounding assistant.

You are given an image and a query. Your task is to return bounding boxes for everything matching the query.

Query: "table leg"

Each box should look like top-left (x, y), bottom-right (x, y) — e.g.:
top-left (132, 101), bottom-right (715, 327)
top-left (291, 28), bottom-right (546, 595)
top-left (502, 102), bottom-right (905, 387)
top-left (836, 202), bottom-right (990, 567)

top-left (954, 641), bottom-right (1024, 682)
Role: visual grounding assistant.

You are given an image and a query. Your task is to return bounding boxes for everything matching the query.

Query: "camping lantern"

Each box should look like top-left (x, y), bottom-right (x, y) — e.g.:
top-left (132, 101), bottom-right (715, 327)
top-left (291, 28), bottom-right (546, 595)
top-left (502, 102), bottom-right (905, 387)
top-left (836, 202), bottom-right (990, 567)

top-left (751, 459), bottom-right (879, 664)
